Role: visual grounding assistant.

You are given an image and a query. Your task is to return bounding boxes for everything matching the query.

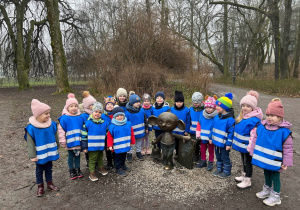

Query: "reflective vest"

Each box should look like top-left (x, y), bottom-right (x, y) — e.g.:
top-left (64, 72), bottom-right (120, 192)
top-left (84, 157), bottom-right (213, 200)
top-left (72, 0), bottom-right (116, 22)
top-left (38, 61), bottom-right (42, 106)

top-left (85, 120), bottom-right (110, 151)
top-left (198, 111), bottom-right (214, 144)
top-left (58, 115), bottom-right (84, 148)
top-left (211, 115), bottom-right (235, 147)
top-left (108, 122), bottom-right (132, 154)
top-left (142, 107), bottom-right (153, 131)
top-left (25, 121), bottom-right (59, 165)
top-left (125, 109), bottom-right (146, 139)
top-left (171, 106), bottom-right (190, 135)
top-left (252, 124), bottom-right (291, 171)
top-left (232, 117), bottom-right (260, 153)
top-left (189, 107), bottom-right (201, 134)
top-left (152, 106), bottom-right (170, 130)
top-left (81, 113), bottom-right (89, 122)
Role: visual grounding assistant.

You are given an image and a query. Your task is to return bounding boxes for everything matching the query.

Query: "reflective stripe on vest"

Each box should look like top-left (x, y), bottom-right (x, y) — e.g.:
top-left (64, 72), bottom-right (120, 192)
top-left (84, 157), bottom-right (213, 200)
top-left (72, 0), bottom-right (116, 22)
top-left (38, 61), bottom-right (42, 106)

top-left (108, 122), bottom-right (132, 154)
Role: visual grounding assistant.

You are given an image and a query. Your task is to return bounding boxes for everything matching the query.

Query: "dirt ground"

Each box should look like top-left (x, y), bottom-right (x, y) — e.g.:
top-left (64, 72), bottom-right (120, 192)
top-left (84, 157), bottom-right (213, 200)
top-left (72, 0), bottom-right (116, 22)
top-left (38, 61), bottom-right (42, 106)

top-left (0, 84), bottom-right (299, 210)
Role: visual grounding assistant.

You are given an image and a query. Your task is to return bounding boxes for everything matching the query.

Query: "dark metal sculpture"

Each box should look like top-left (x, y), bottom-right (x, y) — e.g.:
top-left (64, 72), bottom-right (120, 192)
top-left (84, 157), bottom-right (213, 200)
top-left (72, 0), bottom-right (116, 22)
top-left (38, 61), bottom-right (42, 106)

top-left (149, 112), bottom-right (191, 170)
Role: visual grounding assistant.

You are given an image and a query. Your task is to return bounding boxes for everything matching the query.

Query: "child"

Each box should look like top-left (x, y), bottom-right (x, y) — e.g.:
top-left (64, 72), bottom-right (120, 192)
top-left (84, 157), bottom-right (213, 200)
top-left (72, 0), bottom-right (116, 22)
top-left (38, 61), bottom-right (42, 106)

top-left (152, 91), bottom-right (170, 149)
top-left (170, 91), bottom-right (191, 157)
top-left (103, 95), bottom-right (116, 120)
top-left (25, 99), bottom-right (60, 197)
top-left (233, 91), bottom-right (263, 189)
top-left (210, 93), bottom-right (235, 178)
top-left (189, 92), bottom-right (204, 162)
top-left (58, 93), bottom-right (85, 180)
top-left (249, 99), bottom-right (293, 206)
top-left (107, 107), bottom-right (136, 176)
top-left (196, 95), bottom-right (218, 171)
top-left (125, 94), bottom-right (148, 161)
top-left (141, 93), bottom-right (153, 155)
top-left (116, 88), bottom-right (128, 112)
top-left (81, 102), bottom-right (110, 181)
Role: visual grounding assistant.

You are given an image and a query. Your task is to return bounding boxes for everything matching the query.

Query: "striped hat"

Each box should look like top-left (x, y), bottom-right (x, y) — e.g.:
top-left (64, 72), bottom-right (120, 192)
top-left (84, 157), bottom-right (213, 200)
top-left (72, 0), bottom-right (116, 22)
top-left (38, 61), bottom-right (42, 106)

top-left (216, 93), bottom-right (233, 112)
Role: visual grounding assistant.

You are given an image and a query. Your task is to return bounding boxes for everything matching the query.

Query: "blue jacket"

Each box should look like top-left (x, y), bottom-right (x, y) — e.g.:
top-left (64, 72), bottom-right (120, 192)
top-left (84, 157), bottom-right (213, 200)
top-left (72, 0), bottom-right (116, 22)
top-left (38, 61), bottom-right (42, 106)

top-left (232, 117), bottom-right (261, 153)
top-left (152, 103), bottom-right (170, 130)
top-left (108, 122), bottom-right (132, 153)
top-left (25, 121), bottom-right (59, 164)
top-left (171, 106), bottom-right (191, 135)
top-left (198, 111), bottom-right (214, 144)
top-left (189, 107), bottom-right (202, 134)
top-left (142, 106), bottom-right (153, 131)
top-left (252, 124), bottom-right (291, 171)
top-left (125, 108), bottom-right (146, 139)
top-left (210, 109), bottom-right (235, 148)
top-left (58, 115), bottom-right (84, 148)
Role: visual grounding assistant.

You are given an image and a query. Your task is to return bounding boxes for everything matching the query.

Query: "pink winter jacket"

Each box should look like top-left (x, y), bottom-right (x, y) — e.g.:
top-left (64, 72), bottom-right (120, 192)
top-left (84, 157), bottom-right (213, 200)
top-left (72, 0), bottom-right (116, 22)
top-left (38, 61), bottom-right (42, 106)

top-left (58, 109), bottom-right (82, 150)
top-left (248, 120), bottom-right (293, 171)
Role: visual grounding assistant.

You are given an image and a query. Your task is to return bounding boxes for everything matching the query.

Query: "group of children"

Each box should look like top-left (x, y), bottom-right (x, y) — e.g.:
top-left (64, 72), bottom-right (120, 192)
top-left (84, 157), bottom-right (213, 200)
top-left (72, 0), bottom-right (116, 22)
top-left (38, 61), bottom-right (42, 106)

top-left (25, 88), bottom-right (293, 207)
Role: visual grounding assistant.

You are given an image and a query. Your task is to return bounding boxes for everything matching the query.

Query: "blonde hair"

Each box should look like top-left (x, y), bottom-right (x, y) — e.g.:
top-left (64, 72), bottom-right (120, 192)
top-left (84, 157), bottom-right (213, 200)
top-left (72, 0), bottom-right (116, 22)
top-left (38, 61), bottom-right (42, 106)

top-left (271, 98), bottom-right (281, 102)
top-left (235, 109), bottom-right (243, 124)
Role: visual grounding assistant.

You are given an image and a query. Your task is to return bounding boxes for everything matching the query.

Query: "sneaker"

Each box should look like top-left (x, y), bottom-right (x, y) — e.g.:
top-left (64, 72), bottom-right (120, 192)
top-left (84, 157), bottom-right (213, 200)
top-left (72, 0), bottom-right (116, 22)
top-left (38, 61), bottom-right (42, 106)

top-left (206, 161), bottom-right (214, 171)
top-left (256, 184), bottom-right (271, 199)
top-left (122, 164), bottom-right (131, 172)
top-left (116, 168), bottom-right (127, 176)
top-left (136, 152), bottom-right (144, 161)
top-left (127, 153), bottom-right (133, 163)
top-left (196, 160), bottom-right (207, 168)
top-left (99, 166), bottom-right (108, 176)
top-left (69, 169), bottom-right (77, 180)
top-left (75, 168), bottom-right (84, 178)
top-left (263, 190), bottom-right (281, 206)
top-left (212, 170), bottom-right (221, 177)
top-left (47, 181), bottom-right (59, 191)
top-left (235, 172), bottom-right (246, 182)
top-left (237, 177), bottom-right (251, 189)
top-left (36, 183), bottom-right (44, 197)
top-left (89, 171), bottom-right (99, 181)
top-left (218, 171), bottom-right (231, 179)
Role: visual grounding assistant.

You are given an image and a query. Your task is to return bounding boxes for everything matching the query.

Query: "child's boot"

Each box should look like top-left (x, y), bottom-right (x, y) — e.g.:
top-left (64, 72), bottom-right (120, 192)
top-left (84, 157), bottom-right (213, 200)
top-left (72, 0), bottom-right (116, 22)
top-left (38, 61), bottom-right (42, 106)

top-left (76, 168), bottom-right (84, 178)
top-left (127, 153), bottom-right (133, 163)
top-left (122, 164), bottom-right (131, 172)
top-left (36, 183), bottom-right (44, 197)
top-left (146, 147), bottom-right (152, 155)
top-left (89, 171), bottom-right (98, 181)
top-left (235, 172), bottom-right (246, 182)
top-left (99, 166), bottom-right (108, 176)
top-left (116, 168), bottom-right (127, 176)
top-left (47, 181), bottom-right (60, 191)
top-left (237, 177), bottom-right (251, 189)
top-left (136, 152), bottom-right (144, 161)
top-left (196, 160), bottom-right (207, 168)
top-left (69, 169), bottom-right (77, 180)
top-left (206, 161), bottom-right (214, 171)
top-left (256, 184), bottom-right (271, 199)
top-left (141, 147), bottom-right (146, 156)
top-left (212, 161), bottom-right (223, 176)
top-left (263, 190), bottom-right (281, 206)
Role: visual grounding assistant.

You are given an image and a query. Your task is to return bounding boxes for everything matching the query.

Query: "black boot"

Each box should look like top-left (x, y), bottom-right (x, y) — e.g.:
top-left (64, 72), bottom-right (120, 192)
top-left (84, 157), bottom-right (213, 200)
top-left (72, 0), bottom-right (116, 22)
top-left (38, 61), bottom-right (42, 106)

top-left (127, 153), bottom-right (133, 163)
top-left (136, 152), bottom-right (144, 161)
top-left (75, 168), bottom-right (84, 178)
top-left (69, 169), bottom-right (77, 180)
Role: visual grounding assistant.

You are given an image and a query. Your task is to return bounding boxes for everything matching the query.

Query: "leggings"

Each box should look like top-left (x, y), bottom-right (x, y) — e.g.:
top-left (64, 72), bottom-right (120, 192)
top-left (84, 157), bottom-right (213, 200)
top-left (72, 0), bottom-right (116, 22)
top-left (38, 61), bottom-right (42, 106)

top-left (264, 169), bottom-right (281, 193)
top-left (241, 152), bottom-right (253, 177)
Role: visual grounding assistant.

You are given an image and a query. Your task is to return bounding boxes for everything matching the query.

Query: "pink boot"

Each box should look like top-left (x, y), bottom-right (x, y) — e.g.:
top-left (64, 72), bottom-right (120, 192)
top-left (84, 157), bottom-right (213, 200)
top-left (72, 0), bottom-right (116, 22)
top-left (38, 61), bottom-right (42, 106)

top-left (141, 147), bottom-right (146, 156)
top-left (237, 177), bottom-right (251, 189)
top-left (146, 147), bottom-right (152, 155)
top-left (234, 172), bottom-right (245, 182)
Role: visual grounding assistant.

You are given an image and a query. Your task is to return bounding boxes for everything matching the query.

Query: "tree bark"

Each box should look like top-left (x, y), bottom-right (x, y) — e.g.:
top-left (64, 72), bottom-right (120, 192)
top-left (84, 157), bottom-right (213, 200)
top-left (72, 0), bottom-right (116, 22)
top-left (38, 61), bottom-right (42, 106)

top-left (293, 11), bottom-right (300, 78)
top-left (223, 0), bottom-right (229, 77)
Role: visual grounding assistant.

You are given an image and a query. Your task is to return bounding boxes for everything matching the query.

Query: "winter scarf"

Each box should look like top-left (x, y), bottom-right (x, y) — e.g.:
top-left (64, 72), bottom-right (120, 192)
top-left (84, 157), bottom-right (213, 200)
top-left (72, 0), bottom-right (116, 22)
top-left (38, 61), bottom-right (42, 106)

top-left (126, 102), bottom-right (141, 113)
top-left (203, 109), bottom-right (218, 119)
top-left (112, 115), bottom-right (128, 126)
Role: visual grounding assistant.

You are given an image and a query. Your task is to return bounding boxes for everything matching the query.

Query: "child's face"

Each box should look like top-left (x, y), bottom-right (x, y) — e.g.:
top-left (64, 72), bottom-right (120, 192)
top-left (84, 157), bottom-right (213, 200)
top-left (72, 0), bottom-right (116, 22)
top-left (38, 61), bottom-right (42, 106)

top-left (266, 114), bottom-right (282, 125)
top-left (241, 104), bottom-right (253, 114)
top-left (115, 114), bottom-right (124, 121)
top-left (106, 103), bottom-right (114, 112)
top-left (92, 110), bottom-right (102, 119)
top-left (156, 96), bottom-right (164, 104)
top-left (68, 104), bottom-right (78, 115)
top-left (193, 103), bottom-right (201, 108)
top-left (143, 99), bottom-right (151, 106)
top-left (216, 105), bottom-right (226, 114)
top-left (37, 110), bottom-right (50, 123)
top-left (118, 95), bottom-right (126, 102)
top-left (133, 102), bottom-right (141, 109)
top-left (175, 101), bottom-right (184, 108)
top-left (205, 107), bottom-right (215, 114)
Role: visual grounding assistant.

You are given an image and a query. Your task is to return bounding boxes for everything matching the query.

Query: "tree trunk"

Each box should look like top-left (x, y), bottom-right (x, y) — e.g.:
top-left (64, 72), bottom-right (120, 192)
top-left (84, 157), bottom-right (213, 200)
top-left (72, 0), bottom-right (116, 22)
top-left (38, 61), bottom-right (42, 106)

top-left (293, 11), bottom-right (300, 78)
top-left (223, 0), bottom-right (229, 77)
top-left (280, 0), bottom-right (292, 79)
top-left (45, 0), bottom-right (71, 94)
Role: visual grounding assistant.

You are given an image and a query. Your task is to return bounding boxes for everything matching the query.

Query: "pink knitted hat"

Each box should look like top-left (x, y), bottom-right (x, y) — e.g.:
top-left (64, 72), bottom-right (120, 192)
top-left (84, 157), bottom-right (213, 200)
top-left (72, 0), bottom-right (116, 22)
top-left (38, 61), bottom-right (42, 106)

top-left (31, 99), bottom-right (51, 118)
top-left (66, 93), bottom-right (78, 109)
top-left (266, 99), bottom-right (284, 118)
top-left (82, 91), bottom-right (96, 109)
top-left (240, 90), bottom-right (259, 110)
top-left (204, 95), bottom-right (217, 109)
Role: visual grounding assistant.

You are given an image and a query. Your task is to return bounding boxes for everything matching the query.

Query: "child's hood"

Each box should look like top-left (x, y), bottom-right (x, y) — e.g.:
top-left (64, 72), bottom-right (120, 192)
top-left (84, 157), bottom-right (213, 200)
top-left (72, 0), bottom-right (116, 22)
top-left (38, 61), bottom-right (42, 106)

top-left (219, 108), bottom-right (235, 119)
top-left (262, 119), bottom-right (292, 130)
top-left (243, 107), bottom-right (263, 120)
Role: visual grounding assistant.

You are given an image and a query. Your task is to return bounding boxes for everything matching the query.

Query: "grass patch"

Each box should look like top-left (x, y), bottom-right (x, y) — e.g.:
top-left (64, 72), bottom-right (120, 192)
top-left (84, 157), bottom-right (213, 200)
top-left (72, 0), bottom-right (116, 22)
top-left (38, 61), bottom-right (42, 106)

top-left (213, 76), bottom-right (300, 97)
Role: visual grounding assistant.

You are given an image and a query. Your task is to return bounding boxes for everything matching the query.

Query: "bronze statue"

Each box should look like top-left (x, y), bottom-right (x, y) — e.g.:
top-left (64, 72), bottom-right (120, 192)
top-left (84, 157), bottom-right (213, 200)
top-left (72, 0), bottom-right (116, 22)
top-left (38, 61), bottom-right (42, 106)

top-left (149, 112), bottom-right (191, 170)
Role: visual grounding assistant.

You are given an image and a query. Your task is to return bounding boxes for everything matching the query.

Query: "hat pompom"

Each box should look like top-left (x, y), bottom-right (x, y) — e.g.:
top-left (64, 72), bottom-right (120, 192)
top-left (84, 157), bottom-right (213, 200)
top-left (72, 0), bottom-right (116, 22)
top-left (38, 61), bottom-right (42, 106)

top-left (225, 93), bottom-right (233, 100)
top-left (68, 93), bottom-right (75, 99)
top-left (247, 90), bottom-right (259, 99)
top-left (82, 91), bottom-right (90, 98)
top-left (213, 95), bottom-right (218, 100)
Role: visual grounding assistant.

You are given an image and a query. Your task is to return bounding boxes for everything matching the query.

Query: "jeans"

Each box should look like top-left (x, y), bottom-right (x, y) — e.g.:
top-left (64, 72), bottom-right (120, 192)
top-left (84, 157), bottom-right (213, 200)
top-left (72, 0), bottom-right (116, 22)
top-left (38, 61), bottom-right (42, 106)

top-left (241, 152), bottom-right (253, 177)
top-left (105, 136), bottom-right (114, 165)
top-left (215, 146), bottom-right (232, 175)
top-left (36, 161), bottom-right (53, 184)
top-left (114, 152), bottom-right (127, 170)
top-left (67, 150), bottom-right (80, 169)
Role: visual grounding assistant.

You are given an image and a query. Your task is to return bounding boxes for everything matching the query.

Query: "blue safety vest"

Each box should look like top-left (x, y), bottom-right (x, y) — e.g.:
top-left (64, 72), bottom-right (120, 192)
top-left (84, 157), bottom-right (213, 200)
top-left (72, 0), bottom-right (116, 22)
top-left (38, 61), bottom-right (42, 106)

top-left (125, 109), bottom-right (146, 139)
top-left (171, 106), bottom-right (190, 135)
top-left (85, 120), bottom-right (110, 151)
top-left (24, 121), bottom-right (59, 165)
top-left (58, 115), bottom-right (84, 148)
top-left (189, 107), bottom-right (201, 134)
top-left (152, 106), bottom-right (170, 130)
top-left (101, 113), bottom-right (112, 123)
top-left (211, 115), bottom-right (235, 147)
top-left (108, 122), bottom-right (132, 153)
top-left (198, 111), bottom-right (214, 144)
top-left (81, 113), bottom-right (90, 122)
top-left (232, 117), bottom-right (260, 153)
top-left (142, 106), bottom-right (153, 131)
top-left (252, 124), bottom-right (291, 171)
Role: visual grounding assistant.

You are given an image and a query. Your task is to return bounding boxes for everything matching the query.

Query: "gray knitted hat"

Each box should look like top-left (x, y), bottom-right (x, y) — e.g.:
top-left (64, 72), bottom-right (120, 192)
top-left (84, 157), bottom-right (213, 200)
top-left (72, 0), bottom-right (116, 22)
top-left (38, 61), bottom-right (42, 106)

top-left (192, 92), bottom-right (203, 104)
top-left (92, 102), bottom-right (104, 113)
top-left (143, 93), bottom-right (151, 102)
